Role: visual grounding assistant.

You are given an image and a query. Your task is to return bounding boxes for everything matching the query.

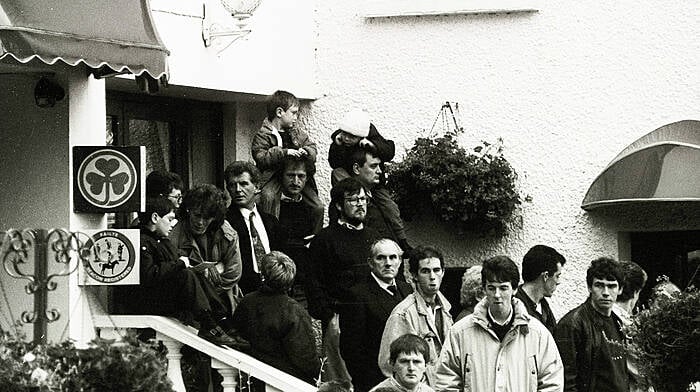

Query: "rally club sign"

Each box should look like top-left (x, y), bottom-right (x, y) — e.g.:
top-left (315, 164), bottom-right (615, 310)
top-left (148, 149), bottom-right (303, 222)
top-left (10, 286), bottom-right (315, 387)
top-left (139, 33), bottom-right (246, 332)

top-left (73, 146), bottom-right (145, 213)
top-left (79, 229), bottom-right (140, 286)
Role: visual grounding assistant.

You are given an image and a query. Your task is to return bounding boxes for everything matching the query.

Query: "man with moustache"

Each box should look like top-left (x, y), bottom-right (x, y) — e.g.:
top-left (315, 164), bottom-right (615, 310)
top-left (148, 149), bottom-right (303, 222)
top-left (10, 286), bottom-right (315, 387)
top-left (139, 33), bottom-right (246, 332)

top-left (378, 246), bottom-right (453, 388)
top-left (554, 258), bottom-right (628, 392)
top-left (434, 256), bottom-right (563, 391)
top-left (306, 177), bottom-right (383, 383)
top-left (340, 238), bottom-right (413, 392)
top-left (224, 161), bottom-right (286, 294)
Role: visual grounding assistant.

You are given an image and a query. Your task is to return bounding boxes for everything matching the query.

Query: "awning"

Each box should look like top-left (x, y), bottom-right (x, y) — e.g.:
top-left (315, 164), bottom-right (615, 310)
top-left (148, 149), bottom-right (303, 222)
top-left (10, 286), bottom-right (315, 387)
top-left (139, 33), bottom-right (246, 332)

top-left (0, 0), bottom-right (169, 80)
top-left (582, 120), bottom-right (700, 210)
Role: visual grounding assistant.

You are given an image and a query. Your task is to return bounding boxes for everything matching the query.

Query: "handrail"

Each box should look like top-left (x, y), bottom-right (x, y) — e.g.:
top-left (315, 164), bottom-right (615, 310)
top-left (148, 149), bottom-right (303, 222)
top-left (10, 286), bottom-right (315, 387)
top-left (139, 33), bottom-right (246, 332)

top-left (93, 315), bottom-right (317, 392)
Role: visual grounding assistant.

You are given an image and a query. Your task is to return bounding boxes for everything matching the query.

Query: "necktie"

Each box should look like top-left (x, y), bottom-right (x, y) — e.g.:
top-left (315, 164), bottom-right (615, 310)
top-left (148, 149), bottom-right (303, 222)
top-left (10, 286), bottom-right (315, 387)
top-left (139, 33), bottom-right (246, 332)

top-left (249, 211), bottom-right (266, 273)
top-left (387, 284), bottom-right (397, 296)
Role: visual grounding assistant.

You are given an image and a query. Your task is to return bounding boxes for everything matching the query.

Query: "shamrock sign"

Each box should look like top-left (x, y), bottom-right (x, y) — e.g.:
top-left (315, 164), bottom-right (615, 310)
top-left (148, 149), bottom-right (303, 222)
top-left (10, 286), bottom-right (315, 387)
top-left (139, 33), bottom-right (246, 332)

top-left (73, 146), bottom-right (144, 212)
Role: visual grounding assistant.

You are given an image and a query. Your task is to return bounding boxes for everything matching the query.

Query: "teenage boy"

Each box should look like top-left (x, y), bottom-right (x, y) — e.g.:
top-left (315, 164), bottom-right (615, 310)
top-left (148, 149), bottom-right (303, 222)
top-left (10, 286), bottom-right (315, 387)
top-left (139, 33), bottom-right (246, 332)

top-left (515, 244), bottom-right (566, 332)
top-left (115, 196), bottom-right (240, 346)
top-left (371, 334), bottom-right (436, 392)
top-left (554, 257), bottom-right (628, 392)
top-left (251, 90), bottom-right (323, 219)
top-left (434, 256), bottom-right (563, 391)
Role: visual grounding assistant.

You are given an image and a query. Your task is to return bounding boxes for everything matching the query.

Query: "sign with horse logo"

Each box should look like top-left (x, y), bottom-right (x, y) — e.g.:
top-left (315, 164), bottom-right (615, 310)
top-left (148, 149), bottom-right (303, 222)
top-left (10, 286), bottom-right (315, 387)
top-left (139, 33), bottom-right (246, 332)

top-left (79, 229), bottom-right (140, 285)
top-left (73, 146), bottom-right (145, 213)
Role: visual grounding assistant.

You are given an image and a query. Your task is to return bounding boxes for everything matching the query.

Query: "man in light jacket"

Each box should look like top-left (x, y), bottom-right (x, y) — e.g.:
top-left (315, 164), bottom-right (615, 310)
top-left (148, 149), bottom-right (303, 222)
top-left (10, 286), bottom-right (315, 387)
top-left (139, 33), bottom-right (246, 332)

top-left (434, 255), bottom-right (563, 392)
top-left (378, 246), bottom-right (453, 387)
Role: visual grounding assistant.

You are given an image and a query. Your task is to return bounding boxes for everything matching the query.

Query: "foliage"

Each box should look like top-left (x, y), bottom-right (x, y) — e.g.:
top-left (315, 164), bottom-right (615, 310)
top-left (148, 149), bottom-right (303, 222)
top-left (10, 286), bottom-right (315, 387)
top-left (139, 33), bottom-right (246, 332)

top-left (387, 132), bottom-right (520, 234)
top-left (0, 331), bottom-right (173, 392)
top-left (625, 287), bottom-right (700, 392)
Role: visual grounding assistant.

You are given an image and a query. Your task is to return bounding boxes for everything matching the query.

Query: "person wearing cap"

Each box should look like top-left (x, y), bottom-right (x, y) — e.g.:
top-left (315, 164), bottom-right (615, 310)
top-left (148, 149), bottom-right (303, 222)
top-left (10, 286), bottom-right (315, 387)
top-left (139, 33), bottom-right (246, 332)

top-left (329, 109), bottom-right (395, 185)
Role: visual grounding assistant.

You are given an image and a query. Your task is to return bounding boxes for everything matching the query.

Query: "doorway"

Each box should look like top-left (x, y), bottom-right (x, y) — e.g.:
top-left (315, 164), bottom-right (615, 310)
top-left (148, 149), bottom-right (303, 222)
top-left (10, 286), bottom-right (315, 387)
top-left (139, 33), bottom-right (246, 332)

top-left (630, 230), bottom-right (700, 306)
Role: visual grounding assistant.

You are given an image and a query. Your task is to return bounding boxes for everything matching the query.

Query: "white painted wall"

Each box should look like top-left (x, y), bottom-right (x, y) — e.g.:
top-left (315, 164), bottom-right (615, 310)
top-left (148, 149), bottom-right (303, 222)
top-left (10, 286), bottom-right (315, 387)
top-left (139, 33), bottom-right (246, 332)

top-left (297, 0), bottom-right (700, 316)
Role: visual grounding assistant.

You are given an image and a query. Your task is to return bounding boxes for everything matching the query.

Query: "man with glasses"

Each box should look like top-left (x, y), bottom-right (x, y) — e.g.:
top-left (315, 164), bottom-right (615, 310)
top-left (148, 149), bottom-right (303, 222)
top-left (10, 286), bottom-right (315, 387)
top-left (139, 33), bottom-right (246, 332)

top-left (307, 177), bottom-right (382, 383)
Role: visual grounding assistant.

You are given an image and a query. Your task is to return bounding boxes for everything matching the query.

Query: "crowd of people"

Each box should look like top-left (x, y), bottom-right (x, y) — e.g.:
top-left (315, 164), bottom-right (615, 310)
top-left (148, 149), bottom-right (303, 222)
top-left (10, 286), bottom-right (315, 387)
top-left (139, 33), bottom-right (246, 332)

top-left (116, 90), bottom-right (668, 392)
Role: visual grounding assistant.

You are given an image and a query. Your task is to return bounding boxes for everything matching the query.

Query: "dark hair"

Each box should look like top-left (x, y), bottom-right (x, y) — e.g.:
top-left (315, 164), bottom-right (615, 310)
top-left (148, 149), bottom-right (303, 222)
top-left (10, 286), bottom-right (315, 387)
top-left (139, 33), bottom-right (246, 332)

top-left (316, 380), bottom-right (352, 392)
top-left (586, 257), bottom-right (623, 287)
top-left (279, 155), bottom-right (315, 178)
top-left (260, 251), bottom-right (296, 292)
top-left (224, 161), bottom-right (261, 186)
top-left (146, 170), bottom-right (184, 197)
top-left (481, 256), bottom-right (520, 289)
top-left (521, 245), bottom-right (566, 282)
top-left (330, 177), bottom-right (363, 209)
top-left (139, 196), bottom-right (174, 227)
top-left (266, 90), bottom-right (299, 121)
top-left (180, 184), bottom-right (227, 233)
top-left (617, 261), bottom-right (648, 302)
top-left (408, 246), bottom-right (444, 275)
top-left (389, 334), bottom-right (430, 364)
top-left (346, 147), bottom-right (377, 174)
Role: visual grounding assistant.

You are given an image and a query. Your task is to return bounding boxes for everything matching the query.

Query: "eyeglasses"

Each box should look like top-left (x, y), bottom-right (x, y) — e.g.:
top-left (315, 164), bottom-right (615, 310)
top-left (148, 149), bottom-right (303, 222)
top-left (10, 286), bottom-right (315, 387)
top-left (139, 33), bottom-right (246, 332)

top-left (344, 196), bottom-right (368, 205)
top-left (166, 193), bottom-right (183, 202)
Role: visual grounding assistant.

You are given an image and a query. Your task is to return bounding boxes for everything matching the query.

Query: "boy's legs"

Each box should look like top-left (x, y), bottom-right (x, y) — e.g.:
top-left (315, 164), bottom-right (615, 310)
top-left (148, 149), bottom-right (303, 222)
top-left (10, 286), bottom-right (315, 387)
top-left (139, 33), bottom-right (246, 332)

top-left (330, 168), bottom-right (350, 187)
top-left (301, 180), bottom-right (325, 234)
top-left (257, 177), bottom-right (283, 217)
top-left (371, 186), bottom-right (408, 243)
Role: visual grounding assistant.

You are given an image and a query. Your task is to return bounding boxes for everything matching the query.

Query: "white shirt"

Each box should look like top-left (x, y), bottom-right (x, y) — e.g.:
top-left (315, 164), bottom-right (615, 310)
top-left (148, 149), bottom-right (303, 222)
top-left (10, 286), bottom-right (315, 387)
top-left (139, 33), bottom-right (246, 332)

top-left (239, 205), bottom-right (271, 273)
top-left (270, 124), bottom-right (283, 147)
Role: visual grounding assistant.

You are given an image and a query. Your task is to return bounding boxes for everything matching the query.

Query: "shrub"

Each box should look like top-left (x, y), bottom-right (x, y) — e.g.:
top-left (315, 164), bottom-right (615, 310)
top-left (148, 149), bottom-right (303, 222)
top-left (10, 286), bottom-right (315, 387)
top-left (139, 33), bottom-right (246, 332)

top-left (387, 132), bottom-right (520, 234)
top-left (626, 287), bottom-right (700, 392)
top-left (0, 332), bottom-right (173, 391)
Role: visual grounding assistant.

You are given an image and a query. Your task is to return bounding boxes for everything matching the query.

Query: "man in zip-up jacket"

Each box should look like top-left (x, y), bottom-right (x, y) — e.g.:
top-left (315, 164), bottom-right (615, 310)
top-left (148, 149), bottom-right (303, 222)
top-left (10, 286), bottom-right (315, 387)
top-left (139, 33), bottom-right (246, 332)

top-left (434, 256), bottom-right (563, 392)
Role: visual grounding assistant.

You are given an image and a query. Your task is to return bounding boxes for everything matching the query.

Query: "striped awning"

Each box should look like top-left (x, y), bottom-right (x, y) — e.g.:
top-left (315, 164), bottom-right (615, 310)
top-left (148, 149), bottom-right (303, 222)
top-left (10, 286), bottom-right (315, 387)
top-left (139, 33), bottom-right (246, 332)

top-left (582, 120), bottom-right (700, 210)
top-left (0, 0), bottom-right (169, 80)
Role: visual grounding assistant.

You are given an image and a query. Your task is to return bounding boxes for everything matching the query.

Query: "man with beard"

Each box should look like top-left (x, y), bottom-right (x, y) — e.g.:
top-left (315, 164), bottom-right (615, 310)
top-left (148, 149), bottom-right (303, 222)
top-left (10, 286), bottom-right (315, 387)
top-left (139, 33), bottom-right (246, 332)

top-left (306, 177), bottom-right (382, 383)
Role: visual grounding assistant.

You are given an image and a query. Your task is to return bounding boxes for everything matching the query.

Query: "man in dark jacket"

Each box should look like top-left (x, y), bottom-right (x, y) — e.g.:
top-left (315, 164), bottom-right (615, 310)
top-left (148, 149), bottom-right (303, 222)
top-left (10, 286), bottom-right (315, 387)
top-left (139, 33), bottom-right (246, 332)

top-left (554, 257), bottom-right (628, 392)
top-left (224, 161), bottom-right (286, 294)
top-left (340, 238), bottom-right (413, 392)
top-left (515, 244), bottom-right (566, 332)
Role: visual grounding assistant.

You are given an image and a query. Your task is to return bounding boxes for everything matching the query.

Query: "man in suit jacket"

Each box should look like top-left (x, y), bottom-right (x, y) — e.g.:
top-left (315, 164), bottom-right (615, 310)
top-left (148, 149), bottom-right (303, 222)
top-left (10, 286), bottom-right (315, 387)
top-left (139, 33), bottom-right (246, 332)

top-left (225, 161), bottom-right (286, 294)
top-left (340, 238), bottom-right (413, 392)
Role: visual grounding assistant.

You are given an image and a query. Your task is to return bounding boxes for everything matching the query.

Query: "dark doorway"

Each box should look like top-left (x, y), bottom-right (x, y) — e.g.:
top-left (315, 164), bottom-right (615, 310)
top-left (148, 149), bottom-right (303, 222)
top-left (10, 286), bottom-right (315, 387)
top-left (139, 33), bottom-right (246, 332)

top-left (630, 231), bottom-right (700, 307)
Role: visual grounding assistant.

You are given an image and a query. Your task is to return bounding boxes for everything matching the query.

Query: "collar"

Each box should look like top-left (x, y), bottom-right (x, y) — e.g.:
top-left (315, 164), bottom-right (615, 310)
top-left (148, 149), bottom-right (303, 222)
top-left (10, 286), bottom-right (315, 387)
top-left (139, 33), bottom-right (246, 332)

top-left (415, 290), bottom-right (452, 314)
top-left (239, 205), bottom-right (259, 218)
top-left (140, 228), bottom-right (164, 241)
top-left (280, 193), bottom-right (303, 203)
top-left (472, 297), bottom-right (531, 332)
top-left (389, 376), bottom-right (424, 392)
top-left (488, 305), bottom-right (514, 326)
top-left (611, 303), bottom-right (632, 326)
top-left (371, 272), bottom-right (396, 292)
top-left (338, 217), bottom-right (363, 230)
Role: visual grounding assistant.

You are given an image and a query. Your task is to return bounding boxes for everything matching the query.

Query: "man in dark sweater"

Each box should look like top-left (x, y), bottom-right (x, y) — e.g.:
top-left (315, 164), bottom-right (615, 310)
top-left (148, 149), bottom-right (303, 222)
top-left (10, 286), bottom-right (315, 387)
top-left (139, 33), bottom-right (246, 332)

top-left (514, 244), bottom-right (566, 333)
top-left (307, 177), bottom-right (381, 382)
top-left (277, 156), bottom-right (322, 307)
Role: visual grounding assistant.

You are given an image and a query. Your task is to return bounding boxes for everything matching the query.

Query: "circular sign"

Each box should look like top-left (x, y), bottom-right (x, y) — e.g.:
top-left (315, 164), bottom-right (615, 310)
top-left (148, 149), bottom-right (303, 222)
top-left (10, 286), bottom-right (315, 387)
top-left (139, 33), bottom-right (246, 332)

top-left (83, 230), bottom-right (136, 284)
top-left (77, 149), bottom-right (137, 208)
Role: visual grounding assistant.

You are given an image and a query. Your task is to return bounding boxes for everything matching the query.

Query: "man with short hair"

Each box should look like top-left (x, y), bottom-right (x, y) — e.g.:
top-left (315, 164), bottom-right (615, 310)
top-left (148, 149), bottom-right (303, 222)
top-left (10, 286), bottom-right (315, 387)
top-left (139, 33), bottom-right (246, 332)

top-left (434, 256), bottom-right (563, 391)
top-left (371, 334), bottom-right (436, 392)
top-left (613, 261), bottom-right (648, 392)
top-left (224, 161), bottom-right (286, 294)
top-left (554, 257), bottom-right (628, 392)
top-left (340, 238), bottom-right (413, 392)
top-left (346, 148), bottom-right (411, 251)
top-left (277, 156), bottom-right (323, 305)
top-left (515, 244), bottom-right (566, 332)
top-left (306, 177), bottom-right (383, 383)
top-left (378, 246), bottom-right (453, 388)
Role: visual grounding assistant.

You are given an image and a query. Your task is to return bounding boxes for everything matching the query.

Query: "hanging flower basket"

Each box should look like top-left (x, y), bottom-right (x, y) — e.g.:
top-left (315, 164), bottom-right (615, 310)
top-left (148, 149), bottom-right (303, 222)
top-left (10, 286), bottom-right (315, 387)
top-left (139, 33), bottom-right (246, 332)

top-left (387, 103), bottom-right (521, 234)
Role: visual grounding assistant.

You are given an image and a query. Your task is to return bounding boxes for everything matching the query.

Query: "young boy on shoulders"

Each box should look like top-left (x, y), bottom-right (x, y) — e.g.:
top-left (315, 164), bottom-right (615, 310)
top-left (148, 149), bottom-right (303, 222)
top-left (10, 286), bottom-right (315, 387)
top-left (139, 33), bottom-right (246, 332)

top-left (251, 90), bottom-right (323, 219)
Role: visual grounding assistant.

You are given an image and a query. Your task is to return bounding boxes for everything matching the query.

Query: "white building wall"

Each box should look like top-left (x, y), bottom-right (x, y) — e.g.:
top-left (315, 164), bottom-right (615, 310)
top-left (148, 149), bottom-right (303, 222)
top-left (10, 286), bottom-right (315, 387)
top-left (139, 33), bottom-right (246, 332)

top-left (298, 0), bottom-right (700, 315)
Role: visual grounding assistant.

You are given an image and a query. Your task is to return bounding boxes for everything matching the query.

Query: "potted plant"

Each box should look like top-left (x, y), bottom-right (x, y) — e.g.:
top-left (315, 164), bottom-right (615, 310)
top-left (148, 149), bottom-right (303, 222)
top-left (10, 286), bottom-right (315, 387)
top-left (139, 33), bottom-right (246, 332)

top-left (387, 127), bottom-right (521, 235)
top-left (625, 286), bottom-right (700, 392)
top-left (0, 330), bottom-right (173, 392)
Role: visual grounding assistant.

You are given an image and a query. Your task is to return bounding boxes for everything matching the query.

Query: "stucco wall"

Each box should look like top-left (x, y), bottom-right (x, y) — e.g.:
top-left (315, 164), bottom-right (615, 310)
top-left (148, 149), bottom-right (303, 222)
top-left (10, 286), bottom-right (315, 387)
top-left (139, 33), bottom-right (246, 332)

top-left (0, 75), bottom-right (71, 340)
top-left (296, 0), bottom-right (700, 316)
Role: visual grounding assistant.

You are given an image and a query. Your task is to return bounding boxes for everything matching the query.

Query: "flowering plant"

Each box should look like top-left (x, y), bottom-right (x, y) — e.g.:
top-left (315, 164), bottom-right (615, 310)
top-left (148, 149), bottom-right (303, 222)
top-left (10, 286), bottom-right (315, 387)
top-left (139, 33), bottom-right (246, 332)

top-left (0, 331), bottom-right (173, 391)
